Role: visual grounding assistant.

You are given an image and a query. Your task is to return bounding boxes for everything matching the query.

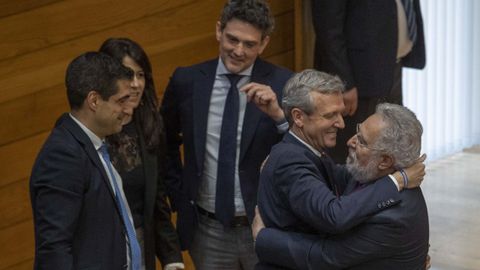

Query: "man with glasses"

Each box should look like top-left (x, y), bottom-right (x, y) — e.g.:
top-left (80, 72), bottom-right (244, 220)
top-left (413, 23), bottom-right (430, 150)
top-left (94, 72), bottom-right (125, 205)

top-left (254, 70), bottom-right (428, 269)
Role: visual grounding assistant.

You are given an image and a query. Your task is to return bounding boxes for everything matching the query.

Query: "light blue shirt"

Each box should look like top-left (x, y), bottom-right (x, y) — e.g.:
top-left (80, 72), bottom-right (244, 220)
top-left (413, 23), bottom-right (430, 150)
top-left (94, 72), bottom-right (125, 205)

top-left (69, 114), bottom-right (136, 270)
top-left (197, 58), bottom-right (252, 215)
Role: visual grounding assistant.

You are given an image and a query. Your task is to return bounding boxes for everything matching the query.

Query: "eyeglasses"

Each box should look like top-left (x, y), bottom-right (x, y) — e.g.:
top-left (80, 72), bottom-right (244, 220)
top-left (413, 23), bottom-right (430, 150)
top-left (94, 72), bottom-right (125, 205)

top-left (355, 123), bottom-right (383, 151)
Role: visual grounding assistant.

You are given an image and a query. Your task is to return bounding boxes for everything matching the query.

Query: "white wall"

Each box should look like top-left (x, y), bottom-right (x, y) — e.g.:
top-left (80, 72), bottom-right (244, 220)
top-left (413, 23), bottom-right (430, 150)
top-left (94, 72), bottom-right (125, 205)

top-left (403, 0), bottom-right (480, 161)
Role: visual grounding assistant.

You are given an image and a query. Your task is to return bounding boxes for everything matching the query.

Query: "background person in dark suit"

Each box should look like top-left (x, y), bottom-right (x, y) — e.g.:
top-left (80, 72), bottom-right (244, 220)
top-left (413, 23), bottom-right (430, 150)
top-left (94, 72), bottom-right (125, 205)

top-left (312, 0), bottom-right (426, 164)
top-left (254, 103), bottom-right (429, 270)
top-left (30, 52), bottom-right (136, 269)
top-left (160, 0), bottom-right (292, 269)
top-left (100, 38), bottom-right (184, 270)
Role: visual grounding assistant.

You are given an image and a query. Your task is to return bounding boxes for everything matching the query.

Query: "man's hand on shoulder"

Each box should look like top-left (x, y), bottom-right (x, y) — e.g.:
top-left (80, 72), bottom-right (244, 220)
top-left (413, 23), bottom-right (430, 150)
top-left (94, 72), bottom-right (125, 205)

top-left (393, 154), bottom-right (427, 190)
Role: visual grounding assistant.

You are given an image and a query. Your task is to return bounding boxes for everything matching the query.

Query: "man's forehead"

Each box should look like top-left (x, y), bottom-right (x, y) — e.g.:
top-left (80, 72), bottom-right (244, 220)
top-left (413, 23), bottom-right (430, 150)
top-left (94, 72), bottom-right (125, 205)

top-left (361, 114), bottom-right (385, 137)
top-left (312, 91), bottom-right (344, 111)
top-left (223, 19), bottom-right (264, 42)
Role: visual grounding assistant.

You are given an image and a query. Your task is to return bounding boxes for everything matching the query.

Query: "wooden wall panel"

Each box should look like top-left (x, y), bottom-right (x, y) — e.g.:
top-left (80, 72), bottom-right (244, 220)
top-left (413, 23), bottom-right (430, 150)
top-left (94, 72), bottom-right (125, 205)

top-left (0, 0), bottom-right (192, 61)
top-left (0, 11), bottom-right (294, 147)
top-left (0, 220), bottom-right (34, 270)
top-left (0, 0), bottom-right (296, 269)
top-left (0, 0), bottom-right (292, 105)
top-left (0, 179), bottom-right (31, 230)
top-left (0, 0), bottom-right (60, 19)
top-left (0, 133), bottom-right (48, 188)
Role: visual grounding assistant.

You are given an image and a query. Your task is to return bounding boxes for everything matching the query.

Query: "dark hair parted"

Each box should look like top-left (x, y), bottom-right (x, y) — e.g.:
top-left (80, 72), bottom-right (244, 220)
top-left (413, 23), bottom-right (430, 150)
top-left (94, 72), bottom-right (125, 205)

top-left (66, 51), bottom-right (133, 110)
top-left (99, 38), bottom-right (163, 151)
top-left (219, 0), bottom-right (275, 38)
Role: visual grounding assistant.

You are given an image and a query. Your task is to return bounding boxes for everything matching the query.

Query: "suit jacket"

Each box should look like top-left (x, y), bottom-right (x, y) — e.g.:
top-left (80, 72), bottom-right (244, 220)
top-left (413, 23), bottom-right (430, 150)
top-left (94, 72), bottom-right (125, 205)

top-left (257, 132), bottom-right (402, 237)
top-left (255, 184), bottom-right (429, 270)
top-left (312, 0), bottom-right (426, 97)
top-left (30, 113), bottom-right (127, 270)
top-left (161, 58), bottom-right (292, 249)
top-left (134, 120), bottom-right (183, 270)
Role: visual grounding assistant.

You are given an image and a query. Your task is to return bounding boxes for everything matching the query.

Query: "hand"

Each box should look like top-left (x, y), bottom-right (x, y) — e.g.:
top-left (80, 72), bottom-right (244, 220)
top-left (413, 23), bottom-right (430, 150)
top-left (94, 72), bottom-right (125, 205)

top-left (343, 87), bottom-right (358, 116)
top-left (240, 82), bottom-right (284, 122)
top-left (425, 254), bottom-right (431, 269)
top-left (252, 206), bottom-right (266, 241)
top-left (404, 154), bottom-right (427, 189)
top-left (394, 154), bottom-right (427, 190)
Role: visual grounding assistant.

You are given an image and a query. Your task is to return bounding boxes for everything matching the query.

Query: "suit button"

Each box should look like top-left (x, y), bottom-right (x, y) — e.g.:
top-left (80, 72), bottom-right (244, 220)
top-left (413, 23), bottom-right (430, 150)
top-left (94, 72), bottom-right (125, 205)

top-left (381, 202), bottom-right (387, 208)
top-left (389, 198), bottom-right (395, 203)
top-left (377, 203), bottom-right (382, 209)
top-left (190, 200), bottom-right (195, 205)
top-left (386, 201), bottom-right (391, 206)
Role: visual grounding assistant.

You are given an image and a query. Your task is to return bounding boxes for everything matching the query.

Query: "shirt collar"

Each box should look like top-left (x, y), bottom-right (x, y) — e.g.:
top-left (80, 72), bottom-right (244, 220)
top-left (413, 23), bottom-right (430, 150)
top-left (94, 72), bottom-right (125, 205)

top-left (216, 57), bottom-right (253, 77)
top-left (69, 113), bottom-right (104, 151)
top-left (289, 130), bottom-right (324, 158)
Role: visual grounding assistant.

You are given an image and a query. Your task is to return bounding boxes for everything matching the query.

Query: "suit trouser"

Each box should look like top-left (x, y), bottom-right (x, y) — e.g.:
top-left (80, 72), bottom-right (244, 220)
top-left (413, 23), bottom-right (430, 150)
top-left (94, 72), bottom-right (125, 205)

top-left (189, 213), bottom-right (258, 270)
top-left (329, 61), bottom-right (403, 164)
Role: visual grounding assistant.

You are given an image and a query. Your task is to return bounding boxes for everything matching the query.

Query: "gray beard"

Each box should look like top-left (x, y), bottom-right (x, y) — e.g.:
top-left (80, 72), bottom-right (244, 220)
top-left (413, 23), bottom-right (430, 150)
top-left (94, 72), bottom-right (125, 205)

top-left (346, 150), bottom-right (379, 183)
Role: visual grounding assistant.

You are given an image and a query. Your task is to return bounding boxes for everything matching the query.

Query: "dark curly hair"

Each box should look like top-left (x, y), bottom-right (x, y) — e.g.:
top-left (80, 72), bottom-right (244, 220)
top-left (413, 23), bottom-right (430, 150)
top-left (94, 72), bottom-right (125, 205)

top-left (219, 0), bottom-right (275, 39)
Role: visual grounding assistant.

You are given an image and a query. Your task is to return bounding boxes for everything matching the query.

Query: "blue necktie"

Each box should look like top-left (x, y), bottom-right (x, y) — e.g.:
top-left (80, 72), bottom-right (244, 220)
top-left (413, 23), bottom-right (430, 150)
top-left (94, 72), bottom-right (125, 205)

top-left (99, 143), bottom-right (141, 270)
top-left (215, 74), bottom-right (243, 227)
top-left (401, 0), bottom-right (418, 44)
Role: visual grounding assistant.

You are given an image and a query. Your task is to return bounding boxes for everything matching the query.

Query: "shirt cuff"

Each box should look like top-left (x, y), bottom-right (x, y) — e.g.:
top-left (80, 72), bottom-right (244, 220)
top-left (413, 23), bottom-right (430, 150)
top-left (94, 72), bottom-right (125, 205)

top-left (275, 118), bottom-right (289, 133)
top-left (164, 262), bottom-right (185, 270)
top-left (388, 174), bottom-right (400, 191)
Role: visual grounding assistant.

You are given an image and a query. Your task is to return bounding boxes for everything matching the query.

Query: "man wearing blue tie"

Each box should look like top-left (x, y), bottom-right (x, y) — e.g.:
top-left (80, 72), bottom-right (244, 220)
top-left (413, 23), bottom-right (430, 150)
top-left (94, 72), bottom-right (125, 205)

top-left (311, 0), bottom-right (426, 164)
top-left (30, 52), bottom-right (141, 269)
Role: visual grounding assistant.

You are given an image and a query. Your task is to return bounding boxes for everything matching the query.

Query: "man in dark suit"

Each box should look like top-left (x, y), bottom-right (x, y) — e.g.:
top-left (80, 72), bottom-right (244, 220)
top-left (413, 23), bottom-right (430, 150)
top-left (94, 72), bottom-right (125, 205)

top-left (160, 0), bottom-right (292, 269)
top-left (253, 101), bottom-right (429, 269)
top-left (30, 52), bottom-right (138, 269)
top-left (312, 0), bottom-right (426, 164)
top-left (256, 70), bottom-right (424, 241)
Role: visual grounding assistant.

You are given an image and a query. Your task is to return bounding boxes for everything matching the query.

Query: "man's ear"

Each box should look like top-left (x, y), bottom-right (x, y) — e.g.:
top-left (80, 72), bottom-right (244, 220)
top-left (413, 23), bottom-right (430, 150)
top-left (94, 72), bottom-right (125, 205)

top-left (258, 35), bottom-right (270, 55)
top-left (378, 154), bottom-right (394, 170)
top-left (291, 108), bottom-right (305, 128)
top-left (215, 21), bottom-right (222, 42)
top-left (86, 91), bottom-right (99, 111)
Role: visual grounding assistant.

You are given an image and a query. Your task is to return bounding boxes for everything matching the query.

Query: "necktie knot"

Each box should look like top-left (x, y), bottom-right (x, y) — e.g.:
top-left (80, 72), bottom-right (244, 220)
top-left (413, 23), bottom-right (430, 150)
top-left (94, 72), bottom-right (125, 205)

top-left (225, 74), bottom-right (243, 88)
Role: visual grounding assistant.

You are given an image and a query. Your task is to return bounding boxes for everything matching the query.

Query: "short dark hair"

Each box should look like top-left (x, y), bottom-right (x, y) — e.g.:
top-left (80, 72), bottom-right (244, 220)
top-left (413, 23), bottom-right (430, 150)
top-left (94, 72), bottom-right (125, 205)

top-left (65, 51), bottom-right (133, 110)
top-left (219, 0), bottom-right (275, 38)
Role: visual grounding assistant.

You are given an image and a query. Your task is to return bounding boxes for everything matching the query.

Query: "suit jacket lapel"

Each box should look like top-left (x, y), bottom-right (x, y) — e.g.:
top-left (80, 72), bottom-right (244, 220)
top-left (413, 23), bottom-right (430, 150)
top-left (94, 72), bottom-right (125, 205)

top-left (61, 114), bottom-right (119, 211)
top-left (284, 133), bottom-right (339, 196)
top-left (239, 59), bottom-right (272, 162)
top-left (193, 60), bottom-right (217, 172)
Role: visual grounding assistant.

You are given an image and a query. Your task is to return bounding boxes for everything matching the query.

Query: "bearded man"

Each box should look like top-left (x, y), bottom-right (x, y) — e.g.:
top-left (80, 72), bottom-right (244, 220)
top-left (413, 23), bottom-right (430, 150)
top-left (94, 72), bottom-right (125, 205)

top-left (255, 78), bottom-right (429, 270)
